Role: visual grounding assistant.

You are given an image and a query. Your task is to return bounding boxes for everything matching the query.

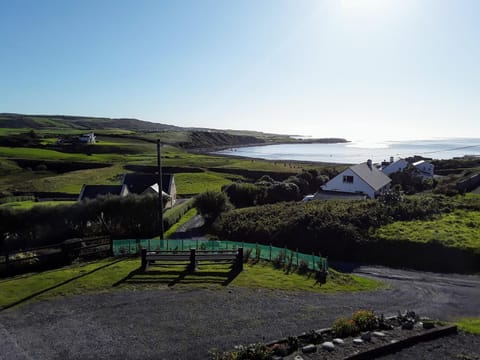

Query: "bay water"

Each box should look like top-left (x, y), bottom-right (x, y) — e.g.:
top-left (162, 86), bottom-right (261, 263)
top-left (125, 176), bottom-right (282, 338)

top-left (216, 138), bottom-right (480, 164)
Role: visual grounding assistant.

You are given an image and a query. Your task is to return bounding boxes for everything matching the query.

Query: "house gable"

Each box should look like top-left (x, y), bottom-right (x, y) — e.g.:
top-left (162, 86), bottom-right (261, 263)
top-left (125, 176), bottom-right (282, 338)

top-left (322, 162), bottom-right (391, 199)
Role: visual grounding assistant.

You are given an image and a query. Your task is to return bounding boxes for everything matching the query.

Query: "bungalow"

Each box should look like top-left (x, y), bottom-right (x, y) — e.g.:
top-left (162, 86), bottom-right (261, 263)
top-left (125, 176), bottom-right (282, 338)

top-left (121, 173), bottom-right (177, 208)
top-left (412, 160), bottom-right (435, 179)
top-left (382, 158), bottom-right (409, 176)
top-left (381, 157), bottom-right (435, 179)
top-left (77, 173), bottom-right (177, 208)
top-left (79, 132), bottom-right (96, 144)
top-left (321, 160), bottom-right (391, 199)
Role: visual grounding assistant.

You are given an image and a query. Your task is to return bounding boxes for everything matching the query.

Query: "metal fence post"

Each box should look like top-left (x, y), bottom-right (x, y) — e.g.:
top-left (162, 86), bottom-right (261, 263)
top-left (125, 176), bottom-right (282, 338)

top-left (237, 247), bottom-right (244, 272)
top-left (269, 244), bottom-right (272, 261)
top-left (141, 249), bottom-right (147, 271)
top-left (189, 248), bottom-right (196, 272)
top-left (296, 248), bottom-right (299, 266)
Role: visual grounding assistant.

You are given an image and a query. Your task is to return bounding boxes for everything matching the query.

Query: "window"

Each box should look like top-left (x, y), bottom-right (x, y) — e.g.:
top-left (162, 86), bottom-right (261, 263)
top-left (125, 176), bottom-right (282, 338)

top-left (343, 175), bottom-right (354, 183)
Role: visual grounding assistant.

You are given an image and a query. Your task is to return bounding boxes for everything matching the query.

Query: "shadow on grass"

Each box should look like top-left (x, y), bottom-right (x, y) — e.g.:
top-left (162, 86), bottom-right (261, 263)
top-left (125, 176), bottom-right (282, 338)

top-left (0, 259), bottom-right (125, 312)
top-left (113, 264), bottom-right (241, 288)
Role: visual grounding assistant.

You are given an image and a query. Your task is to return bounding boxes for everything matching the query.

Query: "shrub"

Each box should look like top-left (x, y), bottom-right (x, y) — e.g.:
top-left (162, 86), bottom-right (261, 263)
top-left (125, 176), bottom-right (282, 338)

top-left (272, 250), bottom-right (286, 269)
top-left (332, 317), bottom-right (359, 338)
top-left (194, 191), bottom-right (231, 224)
top-left (222, 182), bottom-right (262, 208)
top-left (352, 310), bottom-right (377, 331)
top-left (297, 260), bottom-right (310, 275)
top-left (210, 343), bottom-right (272, 360)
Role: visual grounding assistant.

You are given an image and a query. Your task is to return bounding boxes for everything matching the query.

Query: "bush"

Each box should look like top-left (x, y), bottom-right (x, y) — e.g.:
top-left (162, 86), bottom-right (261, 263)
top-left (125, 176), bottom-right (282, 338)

top-left (297, 260), bottom-right (310, 275)
top-left (210, 343), bottom-right (272, 360)
top-left (332, 317), bottom-right (360, 338)
top-left (352, 310), bottom-right (377, 331)
top-left (194, 191), bottom-right (231, 223)
top-left (259, 182), bottom-right (300, 204)
top-left (222, 182), bottom-right (262, 208)
top-left (272, 250), bottom-right (286, 269)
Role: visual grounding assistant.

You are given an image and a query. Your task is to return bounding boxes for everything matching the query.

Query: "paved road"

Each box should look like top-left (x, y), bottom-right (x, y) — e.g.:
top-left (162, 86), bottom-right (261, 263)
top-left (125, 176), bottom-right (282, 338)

top-left (0, 265), bottom-right (479, 360)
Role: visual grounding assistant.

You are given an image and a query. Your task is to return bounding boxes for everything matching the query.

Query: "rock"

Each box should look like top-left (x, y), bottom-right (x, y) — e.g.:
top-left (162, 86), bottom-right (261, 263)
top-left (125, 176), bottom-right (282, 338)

top-left (372, 331), bottom-right (386, 338)
top-left (402, 322), bottom-right (414, 330)
top-left (361, 332), bottom-right (372, 342)
top-left (333, 338), bottom-right (345, 345)
top-left (294, 356), bottom-right (304, 360)
top-left (321, 342), bottom-right (335, 351)
top-left (301, 344), bottom-right (317, 354)
top-left (353, 338), bottom-right (364, 345)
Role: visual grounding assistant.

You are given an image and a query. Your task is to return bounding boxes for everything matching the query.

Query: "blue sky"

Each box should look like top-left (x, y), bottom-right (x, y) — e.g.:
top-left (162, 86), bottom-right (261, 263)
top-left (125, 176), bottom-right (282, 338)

top-left (1, 0), bottom-right (479, 141)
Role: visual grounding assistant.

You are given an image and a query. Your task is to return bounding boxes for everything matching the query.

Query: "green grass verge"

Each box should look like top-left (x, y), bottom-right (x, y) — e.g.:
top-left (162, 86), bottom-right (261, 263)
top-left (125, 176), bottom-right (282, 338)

top-left (0, 200), bottom-right (76, 209)
top-left (456, 318), bottom-right (480, 335)
top-left (0, 259), bottom-right (385, 310)
top-left (373, 210), bottom-right (480, 251)
top-left (165, 208), bottom-right (198, 238)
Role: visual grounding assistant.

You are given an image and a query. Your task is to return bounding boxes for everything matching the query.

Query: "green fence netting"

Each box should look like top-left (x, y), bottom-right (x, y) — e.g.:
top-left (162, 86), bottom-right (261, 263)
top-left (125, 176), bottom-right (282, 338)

top-left (113, 239), bottom-right (328, 271)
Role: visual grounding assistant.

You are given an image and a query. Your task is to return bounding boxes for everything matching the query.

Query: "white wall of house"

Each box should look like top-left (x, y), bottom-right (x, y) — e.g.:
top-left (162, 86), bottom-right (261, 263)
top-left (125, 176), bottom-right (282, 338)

top-left (414, 161), bottom-right (434, 178)
top-left (382, 159), bottom-right (409, 175)
top-left (321, 168), bottom-right (377, 198)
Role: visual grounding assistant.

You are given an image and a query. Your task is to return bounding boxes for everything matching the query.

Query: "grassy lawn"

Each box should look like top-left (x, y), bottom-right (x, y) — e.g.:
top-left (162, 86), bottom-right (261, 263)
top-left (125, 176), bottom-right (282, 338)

top-left (373, 210), bottom-right (480, 251)
top-left (456, 318), bottom-right (480, 335)
top-left (0, 200), bottom-right (76, 209)
top-left (175, 171), bottom-right (243, 195)
top-left (0, 259), bottom-right (384, 310)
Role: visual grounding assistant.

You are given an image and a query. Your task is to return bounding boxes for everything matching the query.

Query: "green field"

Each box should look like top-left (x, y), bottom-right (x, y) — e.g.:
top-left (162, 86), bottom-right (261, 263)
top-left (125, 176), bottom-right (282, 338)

top-left (0, 258), bottom-right (384, 310)
top-left (373, 210), bottom-right (480, 251)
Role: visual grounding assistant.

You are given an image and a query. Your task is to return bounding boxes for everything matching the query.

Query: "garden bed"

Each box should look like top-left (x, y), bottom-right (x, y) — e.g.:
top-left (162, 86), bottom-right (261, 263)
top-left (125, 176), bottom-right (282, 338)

top-left (214, 312), bottom-right (458, 360)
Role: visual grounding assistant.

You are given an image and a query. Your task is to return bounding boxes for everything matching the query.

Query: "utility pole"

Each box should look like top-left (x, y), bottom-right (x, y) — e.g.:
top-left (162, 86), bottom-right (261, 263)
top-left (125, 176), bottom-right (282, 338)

top-left (157, 140), bottom-right (164, 239)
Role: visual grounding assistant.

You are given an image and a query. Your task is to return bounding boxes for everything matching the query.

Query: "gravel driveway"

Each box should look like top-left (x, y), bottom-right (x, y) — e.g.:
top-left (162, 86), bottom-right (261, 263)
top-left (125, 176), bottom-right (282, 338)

top-left (0, 266), bottom-right (479, 360)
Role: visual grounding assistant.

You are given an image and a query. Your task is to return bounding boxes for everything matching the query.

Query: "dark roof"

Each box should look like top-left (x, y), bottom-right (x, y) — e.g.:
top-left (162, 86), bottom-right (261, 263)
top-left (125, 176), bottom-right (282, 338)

top-left (78, 185), bottom-right (123, 201)
top-left (122, 173), bottom-right (173, 195)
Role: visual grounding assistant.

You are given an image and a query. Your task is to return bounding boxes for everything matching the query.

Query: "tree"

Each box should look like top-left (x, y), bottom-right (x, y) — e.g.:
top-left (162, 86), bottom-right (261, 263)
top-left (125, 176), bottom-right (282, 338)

top-left (194, 191), bottom-right (231, 224)
top-left (222, 182), bottom-right (262, 208)
top-left (260, 182), bottom-right (301, 204)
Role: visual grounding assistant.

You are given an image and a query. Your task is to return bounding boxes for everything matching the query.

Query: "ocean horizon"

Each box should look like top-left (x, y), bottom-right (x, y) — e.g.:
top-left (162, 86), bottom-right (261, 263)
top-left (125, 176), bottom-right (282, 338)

top-left (216, 138), bottom-right (480, 164)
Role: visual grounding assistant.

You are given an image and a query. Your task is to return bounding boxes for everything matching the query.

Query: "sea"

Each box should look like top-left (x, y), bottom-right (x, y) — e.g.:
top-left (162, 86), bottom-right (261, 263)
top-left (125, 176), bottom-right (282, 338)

top-left (215, 138), bottom-right (480, 164)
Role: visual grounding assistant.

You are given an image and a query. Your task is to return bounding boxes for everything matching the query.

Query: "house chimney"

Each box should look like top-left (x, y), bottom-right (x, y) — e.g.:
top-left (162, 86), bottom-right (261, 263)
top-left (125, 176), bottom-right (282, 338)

top-left (390, 156), bottom-right (394, 163)
top-left (367, 159), bottom-right (373, 170)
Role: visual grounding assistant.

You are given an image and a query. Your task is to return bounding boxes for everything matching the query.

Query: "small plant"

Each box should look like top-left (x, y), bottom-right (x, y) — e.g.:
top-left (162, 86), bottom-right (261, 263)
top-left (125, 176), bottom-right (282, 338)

top-left (272, 250), bottom-right (286, 269)
top-left (285, 251), bottom-right (294, 273)
top-left (352, 310), bottom-right (377, 331)
top-left (297, 259), bottom-right (310, 275)
top-left (210, 343), bottom-right (273, 360)
top-left (255, 245), bottom-right (262, 262)
top-left (332, 317), bottom-right (360, 338)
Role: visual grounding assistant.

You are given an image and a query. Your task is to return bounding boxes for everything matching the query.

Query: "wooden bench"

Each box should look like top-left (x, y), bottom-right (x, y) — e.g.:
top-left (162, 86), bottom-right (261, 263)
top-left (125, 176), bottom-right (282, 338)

top-left (141, 248), bottom-right (243, 272)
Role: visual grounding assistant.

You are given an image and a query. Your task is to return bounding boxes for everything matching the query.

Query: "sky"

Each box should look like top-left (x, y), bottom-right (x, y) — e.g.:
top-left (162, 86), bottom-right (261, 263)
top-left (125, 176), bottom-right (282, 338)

top-left (1, 0), bottom-right (479, 141)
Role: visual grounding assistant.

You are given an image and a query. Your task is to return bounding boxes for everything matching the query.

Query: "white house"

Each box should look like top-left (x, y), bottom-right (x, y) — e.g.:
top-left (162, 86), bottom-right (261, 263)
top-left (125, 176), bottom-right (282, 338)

top-left (321, 160), bottom-right (391, 199)
top-left (382, 158), bottom-right (409, 175)
top-left (413, 160), bottom-right (435, 179)
top-left (79, 132), bottom-right (96, 144)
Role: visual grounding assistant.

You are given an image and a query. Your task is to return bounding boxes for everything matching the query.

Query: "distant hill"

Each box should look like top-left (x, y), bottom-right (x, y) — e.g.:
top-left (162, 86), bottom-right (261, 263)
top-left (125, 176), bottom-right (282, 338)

top-left (0, 113), bottom-right (181, 131)
top-left (0, 113), bottom-right (348, 148)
